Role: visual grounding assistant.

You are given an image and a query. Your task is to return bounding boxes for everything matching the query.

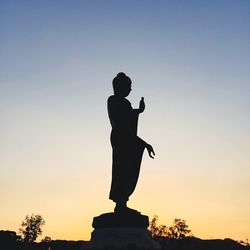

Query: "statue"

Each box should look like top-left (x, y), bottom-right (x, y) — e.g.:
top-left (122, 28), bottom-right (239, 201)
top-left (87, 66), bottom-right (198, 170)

top-left (107, 72), bottom-right (155, 213)
top-left (89, 73), bottom-right (161, 250)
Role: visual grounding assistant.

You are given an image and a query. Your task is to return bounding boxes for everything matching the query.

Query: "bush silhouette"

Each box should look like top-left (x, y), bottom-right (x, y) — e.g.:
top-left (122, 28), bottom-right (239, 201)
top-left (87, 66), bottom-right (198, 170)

top-left (149, 215), bottom-right (192, 239)
top-left (19, 214), bottom-right (45, 242)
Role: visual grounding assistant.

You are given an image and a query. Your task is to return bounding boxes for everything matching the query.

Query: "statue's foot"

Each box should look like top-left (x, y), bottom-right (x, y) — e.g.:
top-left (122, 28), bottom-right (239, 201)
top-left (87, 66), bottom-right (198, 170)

top-left (114, 205), bottom-right (140, 214)
top-left (114, 204), bottom-right (124, 213)
top-left (124, 206), bottom-right (140, 214)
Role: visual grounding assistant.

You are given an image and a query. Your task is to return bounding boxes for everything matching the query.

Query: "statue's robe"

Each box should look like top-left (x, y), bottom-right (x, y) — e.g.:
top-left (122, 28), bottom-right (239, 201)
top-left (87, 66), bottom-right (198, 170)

top-left (107, 95), bottom-right (146, 202)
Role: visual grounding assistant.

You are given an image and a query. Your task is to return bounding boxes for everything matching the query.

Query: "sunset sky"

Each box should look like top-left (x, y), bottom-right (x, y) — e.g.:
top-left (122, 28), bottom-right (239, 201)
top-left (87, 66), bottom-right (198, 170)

top-left (1, 0), bottom-right (249, 242)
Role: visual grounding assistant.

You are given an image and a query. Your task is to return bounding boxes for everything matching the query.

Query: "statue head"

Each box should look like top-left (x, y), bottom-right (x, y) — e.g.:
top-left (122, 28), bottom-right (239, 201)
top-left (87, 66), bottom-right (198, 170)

top-left (112, 72), bottom-right (132, 97)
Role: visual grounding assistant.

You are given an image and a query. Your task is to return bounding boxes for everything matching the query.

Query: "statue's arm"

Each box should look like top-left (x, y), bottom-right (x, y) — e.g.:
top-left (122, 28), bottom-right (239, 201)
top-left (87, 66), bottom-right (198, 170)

top-left (136, 136), bottom-right (155, 159)
top-left (145, 143), bottom-right (155, 159)
top-left (134, 97), bottom-right (145, 114)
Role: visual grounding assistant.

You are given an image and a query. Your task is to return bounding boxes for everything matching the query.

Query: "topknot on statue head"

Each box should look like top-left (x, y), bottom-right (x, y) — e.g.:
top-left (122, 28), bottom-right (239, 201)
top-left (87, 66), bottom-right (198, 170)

top-left (112, 72), bottom-right (132, 97)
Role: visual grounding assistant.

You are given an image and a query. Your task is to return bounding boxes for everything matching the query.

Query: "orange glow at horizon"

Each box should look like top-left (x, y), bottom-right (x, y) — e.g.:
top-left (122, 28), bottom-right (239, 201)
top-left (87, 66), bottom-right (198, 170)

top-left (1, 0), bottom-right (250, 243)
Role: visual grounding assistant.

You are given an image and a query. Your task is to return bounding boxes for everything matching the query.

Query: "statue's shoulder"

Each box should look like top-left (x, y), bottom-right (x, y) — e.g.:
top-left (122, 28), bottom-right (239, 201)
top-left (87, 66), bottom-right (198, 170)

top-left (107, 95), bottom-right (116, 102)
top-left (107, 95), bottom-right (132, 115)
top-left (108, 95), bottom-right (129, 105)
top-left (107, 95), bottom-right (116, 107)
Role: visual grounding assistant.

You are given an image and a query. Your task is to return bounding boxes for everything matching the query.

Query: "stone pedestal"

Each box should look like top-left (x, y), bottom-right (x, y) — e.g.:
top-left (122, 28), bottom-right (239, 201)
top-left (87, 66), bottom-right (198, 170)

top-left (84, 211), bottom-right (161, 250)
top-left (90, 227), bottom-right (160, 250)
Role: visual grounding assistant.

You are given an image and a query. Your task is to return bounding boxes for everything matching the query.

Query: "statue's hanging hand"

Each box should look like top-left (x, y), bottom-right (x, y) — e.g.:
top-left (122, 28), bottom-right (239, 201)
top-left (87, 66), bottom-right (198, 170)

top-left (146, 144), bottom-right (155, 159)
top-left (138, 97), bottom-right (145, 113)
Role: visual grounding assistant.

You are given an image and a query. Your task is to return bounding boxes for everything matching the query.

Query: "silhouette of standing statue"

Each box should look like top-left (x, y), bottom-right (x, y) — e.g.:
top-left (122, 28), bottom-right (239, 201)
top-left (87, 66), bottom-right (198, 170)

top-left (108, 72), bottom-right (155, 213)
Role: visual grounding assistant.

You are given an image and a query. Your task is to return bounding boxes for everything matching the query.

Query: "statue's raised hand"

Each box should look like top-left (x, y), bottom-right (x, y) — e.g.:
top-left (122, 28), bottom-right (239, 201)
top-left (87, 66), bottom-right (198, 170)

top-left (139, 97), bottom-right (145, 113)
top-left (146, 144), bottom-right (155, 159)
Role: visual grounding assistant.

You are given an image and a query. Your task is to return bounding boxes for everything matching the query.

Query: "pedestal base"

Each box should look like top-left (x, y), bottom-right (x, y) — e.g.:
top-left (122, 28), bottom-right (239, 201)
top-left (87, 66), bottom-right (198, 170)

top-left (93, 212), bottom-right (149, 229)
top-left (84, 212), bottom-right (161, 250)
top-left (85, 228), bottom-right (161, 250)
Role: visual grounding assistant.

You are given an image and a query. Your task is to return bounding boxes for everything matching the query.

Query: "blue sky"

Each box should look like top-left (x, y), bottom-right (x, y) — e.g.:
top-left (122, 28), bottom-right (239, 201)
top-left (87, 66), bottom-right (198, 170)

top-left (1, 0), bottom-right (250, 241)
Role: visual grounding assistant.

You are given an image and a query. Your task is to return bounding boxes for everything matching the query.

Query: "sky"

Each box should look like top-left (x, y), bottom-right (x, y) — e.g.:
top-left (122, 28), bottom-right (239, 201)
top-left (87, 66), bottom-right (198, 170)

top-left (0, 0), bottom-right (250, 242)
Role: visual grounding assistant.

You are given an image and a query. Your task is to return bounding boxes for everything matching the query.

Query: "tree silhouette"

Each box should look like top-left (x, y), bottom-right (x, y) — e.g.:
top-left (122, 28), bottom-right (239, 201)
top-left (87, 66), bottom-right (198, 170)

top-left (19, 214), bottom-right (45, 242)
top-left (149, 215), bottom-right (192, 239)
top-left (149, 215), bottom-right (168, 237)
top-left (167, 218), bottom-right (192, 239)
